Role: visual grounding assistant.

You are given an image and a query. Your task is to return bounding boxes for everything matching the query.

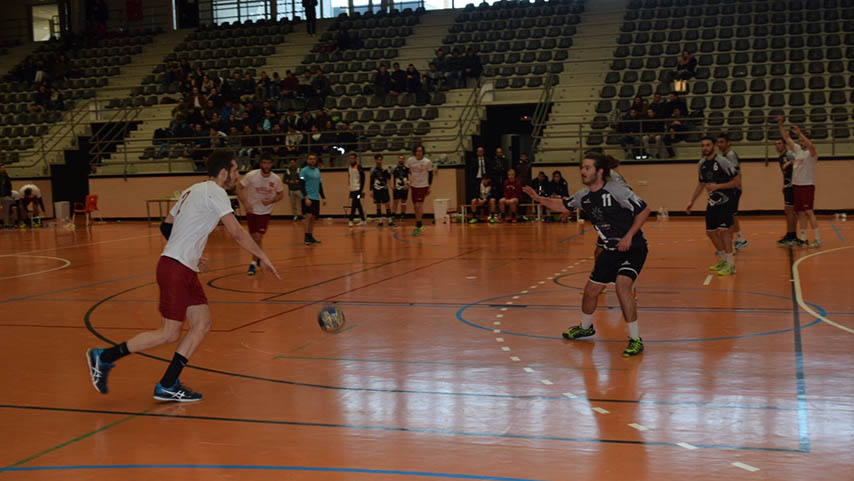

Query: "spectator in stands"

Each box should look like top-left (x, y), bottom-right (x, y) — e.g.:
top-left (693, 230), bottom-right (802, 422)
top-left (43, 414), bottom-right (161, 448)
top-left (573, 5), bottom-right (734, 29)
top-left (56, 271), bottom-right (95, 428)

top-left (303, 0), bottom-right (318, 35)
top-left (297, 110), bottom-right (314, 132)
top-left (500, 169), bottom-right (523, 222)
top-left (298, 70), bottom-right (314, 97)
top-left (200, 75), bottom-right (214, 95)
top-left (53, 55), bottom-right (70, 81)
top-left (662, 91), bottom-right (688, 118)
top-left (513, 152), bottom-right (532, 187)
top-left (648, 92), bottom-right (665, 116)
top-left (468, 146), bottom-right (496, 202)
top-left (641, 107), bottom-right (665, 159)
top-left (240, 124), bottom-right (258, 160)
top-left (336, 122), bottom-right (357, 152)
top-left (373, 64), bottom-right (392, 96)
top-left (530, 171), bottom-right (551, 198)
top-left (389, 63), bottom-right (406, 95)
top-left (269, 72), bottom-right (282, 100)
top-left (550, 170), bottom-right (569, 198)
top-left (405, 64), bottom-right (422, 93)
top-left (423, 62), bottom-right (443, 92)
top-left (462, 49), bottom-right (482, 87)
top-left (282, 70), bottom-right (299, 98)
top-left (266, 123), bottom-right (285, 160)
top-left (311, 69), bottom-right (332, 100)
top-left (191, 124), bottom-right (211, 168)
top-left (318, 120), bottom-right (337, 162)
top-left (618, 108), bottom-right (642, 159)
top-left (447, 48), bottom-right (463, 89)
top-left (283, 110), bottom-right (299, 130)
top-left (308, 125), bottom-right (323, 154)
top-left (494, 147), bottom-right (511, 178)
top-left (209, 126), bottom-right (226, 149)
top-left (240, 72), bottom-right (256, 102)
top-left (285, 125), bottom-right (303, 157)
top-left (673, 50), bottom-right (696, 81)
top-left (30, 85), bottom-right (49, 113)
top-left (262, 109), bottom-right (276, 132)
top-left (189, 87), bottom-right (207, 110)
top-left (220, 100), bottom-right (233, 120)
top-left (663, 107), bottom-right (686, 158)
top-left (629, 95), bottom-right (646, 114)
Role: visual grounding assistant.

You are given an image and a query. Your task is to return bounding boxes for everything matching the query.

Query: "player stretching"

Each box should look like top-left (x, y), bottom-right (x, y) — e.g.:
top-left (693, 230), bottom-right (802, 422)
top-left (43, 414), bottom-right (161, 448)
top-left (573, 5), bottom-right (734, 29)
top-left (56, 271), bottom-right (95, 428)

top-left (686, 137), bottom-right (741, 276)
top-left (238, 152), bottom-right (284, 276)
top-left (524, 152), bottom-right (651, 357)
top-left (86, 150), bottom-right (280, 402)
top-left (778, 117), bottom-right (821, 247)
top-left (407, 145), bottom-right (433, 236)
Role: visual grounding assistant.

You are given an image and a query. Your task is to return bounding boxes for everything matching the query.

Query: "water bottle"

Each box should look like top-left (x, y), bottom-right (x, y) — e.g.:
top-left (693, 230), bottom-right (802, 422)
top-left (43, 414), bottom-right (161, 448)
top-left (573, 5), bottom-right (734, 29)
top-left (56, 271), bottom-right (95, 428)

top-left (657, 206), bottom-right (665, 220)
top-left (842, 213), bottom-right (848, 221)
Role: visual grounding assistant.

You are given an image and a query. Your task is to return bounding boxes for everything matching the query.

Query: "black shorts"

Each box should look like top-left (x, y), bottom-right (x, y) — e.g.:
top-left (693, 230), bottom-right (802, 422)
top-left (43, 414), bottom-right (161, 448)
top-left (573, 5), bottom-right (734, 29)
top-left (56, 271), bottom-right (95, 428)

top-left (589, 244), bottom-right (648, 284)
top-left (373, 188), bottom-right (390, 204)
top-left (302, 198), bottom-right (321, 217)
top-left (393, 189), bottom-right (409, 201)
top-left (732, 189), bottom-right (742, 214)
top-left (595, 237), bottom-right (605, 248)
top-left (783, 186), bottom-right (794, 206)
top-left (705, 202), bottom-right (735, 230)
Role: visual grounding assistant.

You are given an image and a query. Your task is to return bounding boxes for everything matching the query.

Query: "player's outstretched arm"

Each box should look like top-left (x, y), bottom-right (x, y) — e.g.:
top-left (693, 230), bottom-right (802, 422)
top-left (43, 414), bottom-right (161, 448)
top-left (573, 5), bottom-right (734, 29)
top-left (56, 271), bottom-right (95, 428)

top-left (792, 126), bottom-right (818, 159)
top-left (777, 116), bottom-right (796, 151)
top-left (220, 213), bottom-right (281, 279)
top-left (522, 185), bottom-right (569, 213)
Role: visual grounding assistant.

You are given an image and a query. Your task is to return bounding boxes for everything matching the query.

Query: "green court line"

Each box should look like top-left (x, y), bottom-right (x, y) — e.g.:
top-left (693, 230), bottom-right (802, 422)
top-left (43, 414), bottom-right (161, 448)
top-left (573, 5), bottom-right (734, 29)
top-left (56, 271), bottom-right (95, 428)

top-left (5, 408), bottom-right (150, 468)
top-left (285, 324), bottom-right (359, 354)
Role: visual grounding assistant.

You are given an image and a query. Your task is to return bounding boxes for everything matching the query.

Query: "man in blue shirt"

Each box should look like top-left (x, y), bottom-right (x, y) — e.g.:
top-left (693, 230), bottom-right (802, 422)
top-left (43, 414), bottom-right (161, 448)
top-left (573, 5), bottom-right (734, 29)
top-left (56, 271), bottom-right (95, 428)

top-left (299, 154), bottom-right (326, 245)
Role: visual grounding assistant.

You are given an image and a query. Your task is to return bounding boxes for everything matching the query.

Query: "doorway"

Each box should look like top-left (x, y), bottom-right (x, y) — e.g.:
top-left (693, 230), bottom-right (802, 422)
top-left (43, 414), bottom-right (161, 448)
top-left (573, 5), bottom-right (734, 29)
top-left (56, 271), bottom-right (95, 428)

top-left (31, 3), bottom-right (59, 42)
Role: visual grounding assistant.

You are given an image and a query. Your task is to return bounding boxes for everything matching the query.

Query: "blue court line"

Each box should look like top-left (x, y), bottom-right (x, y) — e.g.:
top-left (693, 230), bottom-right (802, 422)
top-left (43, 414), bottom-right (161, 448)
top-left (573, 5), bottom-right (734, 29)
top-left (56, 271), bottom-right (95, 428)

top-left (829, 220), bottom-right (846, 243)
top-left (788, 249), bottom-right (811, 453)
top-left (456, 290), bottom-right (826, 343)
top-left (0, 464), bottom-right (544, 479)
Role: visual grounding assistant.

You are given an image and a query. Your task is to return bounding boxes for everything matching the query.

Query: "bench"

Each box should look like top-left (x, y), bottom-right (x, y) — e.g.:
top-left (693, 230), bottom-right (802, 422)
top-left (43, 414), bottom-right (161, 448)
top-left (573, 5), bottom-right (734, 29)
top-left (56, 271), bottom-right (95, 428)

top-left (460, 202), bottom-right (542, 221)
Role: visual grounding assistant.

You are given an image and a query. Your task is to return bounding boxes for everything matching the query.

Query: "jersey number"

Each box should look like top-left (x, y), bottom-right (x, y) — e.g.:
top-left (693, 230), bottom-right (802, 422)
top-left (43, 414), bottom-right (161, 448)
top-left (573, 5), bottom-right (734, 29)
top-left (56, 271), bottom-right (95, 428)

top-left (601, 193), bottom-right (612, 207)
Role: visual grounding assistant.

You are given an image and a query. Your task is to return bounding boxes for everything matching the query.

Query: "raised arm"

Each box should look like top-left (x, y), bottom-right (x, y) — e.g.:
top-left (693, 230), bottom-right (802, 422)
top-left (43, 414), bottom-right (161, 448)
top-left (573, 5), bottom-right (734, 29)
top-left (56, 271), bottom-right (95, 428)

top-left (792, 125), bottom-right (817, 159)
top-left (221, 213), bottom-right (280, 279)
top-left (777, 116), bottom-right (795, 151)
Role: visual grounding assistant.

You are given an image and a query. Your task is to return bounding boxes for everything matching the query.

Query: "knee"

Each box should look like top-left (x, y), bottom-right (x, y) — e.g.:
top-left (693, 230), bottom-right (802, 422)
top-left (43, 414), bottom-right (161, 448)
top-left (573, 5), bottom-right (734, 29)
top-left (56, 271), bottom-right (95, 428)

top-left (191, 318), bottom-right (212, 336)
top-left (162, 327), bottom-right (181, 344)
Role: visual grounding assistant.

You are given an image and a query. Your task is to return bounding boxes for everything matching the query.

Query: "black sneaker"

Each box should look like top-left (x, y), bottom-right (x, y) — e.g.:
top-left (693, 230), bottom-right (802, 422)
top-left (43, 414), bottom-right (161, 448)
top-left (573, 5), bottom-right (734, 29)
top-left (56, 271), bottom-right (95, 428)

top-left (86, 348), bottom-right (114, 394)
top-left (153, 380), bottom-right (202, 402)
top-left (562, 324), bottom-right (596, 340)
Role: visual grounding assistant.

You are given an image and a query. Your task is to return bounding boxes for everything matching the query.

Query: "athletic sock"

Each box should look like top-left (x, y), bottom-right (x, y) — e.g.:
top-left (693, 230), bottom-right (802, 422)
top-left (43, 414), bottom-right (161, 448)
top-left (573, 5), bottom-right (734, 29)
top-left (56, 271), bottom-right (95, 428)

top-left (386, 208), bottom-right (392, 218)
top-left (736, 232), bottom-right (745, 242)
top-left (159, 352), bottom-right (188, 388)
top-left (376, 206), bottom-right (382, 217)
top-left (99, 342), bottom-right (130, 364)
top-left (581, 313), bottom-right (593, 329)
top-left (725, 252), bottom-right (735, 265)
top-left (416, 221), bottom-right (422, 228)
top-left (626, 321), bottom-right (640, 340)
top-left (813, 228), bottom-right (821, 241)
top-left (800, 228), bottom-right (807, 240)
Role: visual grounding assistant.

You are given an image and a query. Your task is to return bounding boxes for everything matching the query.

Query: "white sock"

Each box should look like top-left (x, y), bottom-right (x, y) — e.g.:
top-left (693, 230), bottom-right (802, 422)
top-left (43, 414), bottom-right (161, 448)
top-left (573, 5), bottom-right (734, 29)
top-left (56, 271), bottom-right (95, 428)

top-left (725, 252), bottom-right (734, 265)
top-left (813, 228), bottom-right (821, 241)
top-left (581, 313), bottom-right (593, 329)
top-left (801, 228), bottom-right (807, 240)
top-left (627, 321), bottom-right (639, 340)
top-left (736, 232), bottom-right (745, 242)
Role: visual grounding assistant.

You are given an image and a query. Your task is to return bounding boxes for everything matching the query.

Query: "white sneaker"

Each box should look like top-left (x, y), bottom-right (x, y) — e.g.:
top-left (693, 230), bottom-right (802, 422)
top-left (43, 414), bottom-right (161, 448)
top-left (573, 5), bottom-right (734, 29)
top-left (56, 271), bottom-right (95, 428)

top-left (348, 220), bottom-right (354, 227)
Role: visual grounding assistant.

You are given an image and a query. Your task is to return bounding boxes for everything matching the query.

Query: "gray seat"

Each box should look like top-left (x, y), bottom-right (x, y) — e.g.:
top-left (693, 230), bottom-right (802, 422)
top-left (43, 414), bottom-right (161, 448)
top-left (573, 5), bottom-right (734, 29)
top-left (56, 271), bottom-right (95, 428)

top-left (747, 109), bottom-right (765, 124)
top-left (749, 94), bottom-right (766, 108)
top-left (789, 93), bottom-right (806, 106)
top-left (727, 110), bottom-right (744, 125)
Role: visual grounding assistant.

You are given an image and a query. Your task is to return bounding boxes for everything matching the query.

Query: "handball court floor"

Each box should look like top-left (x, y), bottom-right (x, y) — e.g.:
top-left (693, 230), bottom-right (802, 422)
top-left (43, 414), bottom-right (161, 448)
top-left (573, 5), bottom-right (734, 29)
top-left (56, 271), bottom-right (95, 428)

top-left (0, 216), bottom-right (852, 481)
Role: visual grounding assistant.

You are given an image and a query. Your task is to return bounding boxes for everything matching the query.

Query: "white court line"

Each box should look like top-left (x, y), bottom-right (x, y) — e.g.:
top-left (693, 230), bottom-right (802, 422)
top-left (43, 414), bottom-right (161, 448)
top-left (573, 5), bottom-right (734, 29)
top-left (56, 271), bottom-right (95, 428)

top-left (510, 356), bottom-right (520, 362)
top-left (538, 281), bottom-right (545, 284)
top-left (505, 301), bottom-right (513, 305)
top-left (554, 272), bottom-right (561, 276)
top-left (521, 290), bottom-right (528, 294)
top-left (546, 277), bottom-right (553, 280)
top-left (792, 246), bottom-right (854, 334)
top-left (0, 255), bottom-right (72, 281)
top-left (676, 442), bottom-right (698, 450)
top-left (495, 337), bottom-right (504, 342)
top-left (493, 329), bottom-right (501, 333)
top-left (493, 321), bottom-right (501, 325)
top-left (592, 407), bottom-right (609, 414)
top-left (500, 307), bottom-right (508, 311)
top-left (523, 367), bottom-right (535, 373)
top-left (512, 295), bottom-right (520, 299)
top-left (562, 392), bottom-right (577, 399)
top-left (731, 462), bottom-right (760, 472)
top-left (5, 233), bottom-right (157, 256)
top-left (540, 379), bottom-right (553, 385)
top-left (496, 314), bottom-right (504, 318)
top-left (703, 274), bottom-right (713, 286)
top-left (466, 276), bottom-right (477, 280)
top-left (501, 346), bottom-right (511, 351)
top-left (628, 423), bottom-right (648, 432)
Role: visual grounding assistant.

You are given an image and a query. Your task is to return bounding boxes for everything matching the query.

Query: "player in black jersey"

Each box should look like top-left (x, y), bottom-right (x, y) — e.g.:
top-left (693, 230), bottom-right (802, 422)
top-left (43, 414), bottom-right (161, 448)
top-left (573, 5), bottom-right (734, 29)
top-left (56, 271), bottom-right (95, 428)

top-left (768, 138), bottom-right (797, 245)
top-left (391, 155), bottom-right (410, 222)
top-left (369, 154), bottom-right (395, 227)
top-left (524, 152), bottom-right (650, 358)
top-left (686, 136), bottom-right (741, 276)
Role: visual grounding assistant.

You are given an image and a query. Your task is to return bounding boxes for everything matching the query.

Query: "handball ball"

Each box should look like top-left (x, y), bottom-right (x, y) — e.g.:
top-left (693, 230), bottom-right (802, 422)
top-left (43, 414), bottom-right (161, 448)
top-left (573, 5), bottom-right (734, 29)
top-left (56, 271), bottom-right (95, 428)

top-left (318, 307), bottom-right (345, 332)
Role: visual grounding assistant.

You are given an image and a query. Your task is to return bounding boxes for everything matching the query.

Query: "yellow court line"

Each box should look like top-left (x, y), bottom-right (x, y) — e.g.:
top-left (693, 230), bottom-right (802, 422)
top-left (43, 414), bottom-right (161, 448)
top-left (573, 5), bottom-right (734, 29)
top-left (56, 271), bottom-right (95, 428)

top-left (792, 245), bottom-right (854, 335)
top-left (0, 255), bottom-right (72, 281)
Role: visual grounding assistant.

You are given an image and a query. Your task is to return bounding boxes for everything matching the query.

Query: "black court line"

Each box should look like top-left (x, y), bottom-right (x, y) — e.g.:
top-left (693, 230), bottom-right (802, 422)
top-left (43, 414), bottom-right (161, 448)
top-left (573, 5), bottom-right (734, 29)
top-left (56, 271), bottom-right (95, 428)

top-left (788, 248), bottom-right (812, 452)
top-left (259, 259), bottom-right (407, 301)
top-left (0, 404), bottom-right (805, 453)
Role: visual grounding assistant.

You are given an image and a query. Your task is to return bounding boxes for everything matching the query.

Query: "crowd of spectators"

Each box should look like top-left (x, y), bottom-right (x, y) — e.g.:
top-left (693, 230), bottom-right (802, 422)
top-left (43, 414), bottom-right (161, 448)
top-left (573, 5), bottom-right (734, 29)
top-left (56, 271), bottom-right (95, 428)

top-left (616, 91), bottom-right (689, 159)
top-left (428, 47), bottom-right (483, 90)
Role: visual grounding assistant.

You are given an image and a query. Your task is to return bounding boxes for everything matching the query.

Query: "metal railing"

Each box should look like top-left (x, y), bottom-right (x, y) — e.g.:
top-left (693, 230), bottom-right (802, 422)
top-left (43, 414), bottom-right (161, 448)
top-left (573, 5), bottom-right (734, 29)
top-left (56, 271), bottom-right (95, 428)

top-left (530, 73), bottom-right (555, 154)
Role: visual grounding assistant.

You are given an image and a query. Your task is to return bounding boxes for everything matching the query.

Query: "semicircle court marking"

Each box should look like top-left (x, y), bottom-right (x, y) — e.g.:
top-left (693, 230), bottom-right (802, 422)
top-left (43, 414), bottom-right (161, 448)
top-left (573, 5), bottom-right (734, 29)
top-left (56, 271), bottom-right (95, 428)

top-left (0, 255), bottom-right (72, 281)
top-left (792, 245), bottom-right (854, 335)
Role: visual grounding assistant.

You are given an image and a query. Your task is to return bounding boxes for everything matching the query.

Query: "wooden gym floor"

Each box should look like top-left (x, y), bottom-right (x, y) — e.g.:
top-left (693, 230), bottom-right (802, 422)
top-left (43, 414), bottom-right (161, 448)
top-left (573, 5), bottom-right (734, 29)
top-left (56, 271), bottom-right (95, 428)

top-left (0, 216), bottom-right (852, 480)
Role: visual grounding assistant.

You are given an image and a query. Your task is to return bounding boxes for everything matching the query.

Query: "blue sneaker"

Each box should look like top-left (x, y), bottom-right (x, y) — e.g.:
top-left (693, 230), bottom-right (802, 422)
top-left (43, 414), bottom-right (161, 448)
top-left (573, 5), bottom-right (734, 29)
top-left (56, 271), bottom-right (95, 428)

top-left (734, 239), bottom-right (749, 251)
top-left (86, 348), bottom-right (114, 394)
top-left (248, 263), bottom-right (256, 276)
top-left (153, 380), bottom-right (203, 402)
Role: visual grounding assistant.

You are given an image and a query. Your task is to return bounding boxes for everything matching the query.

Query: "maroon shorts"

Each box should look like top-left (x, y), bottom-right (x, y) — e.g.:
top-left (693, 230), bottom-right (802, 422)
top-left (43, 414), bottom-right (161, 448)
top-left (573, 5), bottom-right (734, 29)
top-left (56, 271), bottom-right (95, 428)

top-left (793, 185), bottom-right (815, 212)
top-left (246, 213), bottom-right (271, 234)
top-left (156, 256), bottom-right (207, 321)
top-left (410, 186), bottom-right (429, 204)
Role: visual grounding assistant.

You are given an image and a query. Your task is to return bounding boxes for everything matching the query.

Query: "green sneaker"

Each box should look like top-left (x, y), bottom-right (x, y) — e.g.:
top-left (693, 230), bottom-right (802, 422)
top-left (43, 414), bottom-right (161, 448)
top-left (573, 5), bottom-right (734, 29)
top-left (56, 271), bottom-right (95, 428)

top-left (413, 226), bottom-right (425, 236)
top-left (708, 259), bottom-right (727, 271)
top-left (622, 338), bottom-right (644, 357)
top-left (468, 218), bottom-right (478, 224)
top-left (562, 324), bottom-right (595, 340)
top-left (717, 262), bottom-right (736, 276)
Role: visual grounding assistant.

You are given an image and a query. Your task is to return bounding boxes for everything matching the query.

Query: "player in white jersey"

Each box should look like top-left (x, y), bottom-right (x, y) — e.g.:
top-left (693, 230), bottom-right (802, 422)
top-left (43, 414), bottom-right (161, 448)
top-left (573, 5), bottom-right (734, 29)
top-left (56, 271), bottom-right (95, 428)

top-left (86, 150), bottom-right (280, 402)
top-left (778, 116), bottom-right (821, 247)
top-left (406, 145), bottom-right (433, 236)
top-left (237, 152), bottom-right (284, 276)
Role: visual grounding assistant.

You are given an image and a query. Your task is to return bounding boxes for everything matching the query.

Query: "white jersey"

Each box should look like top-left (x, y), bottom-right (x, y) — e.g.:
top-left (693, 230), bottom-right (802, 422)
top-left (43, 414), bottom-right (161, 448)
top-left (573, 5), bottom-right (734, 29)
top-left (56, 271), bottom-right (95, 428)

top-left (19, 184), bottom-right (41, 198)
top-left (406, 156), bottom-right (433, 188)
top-left (791, 144), bottom-right (817, 186)
top-left (348, 165), bottom-right (362, 192)
top-left (11, 190), bottom-right (22, 201)
top-left (162, 180), bottom-right (234, 272)
top-left (239, 169), bottom-right (283, 216)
